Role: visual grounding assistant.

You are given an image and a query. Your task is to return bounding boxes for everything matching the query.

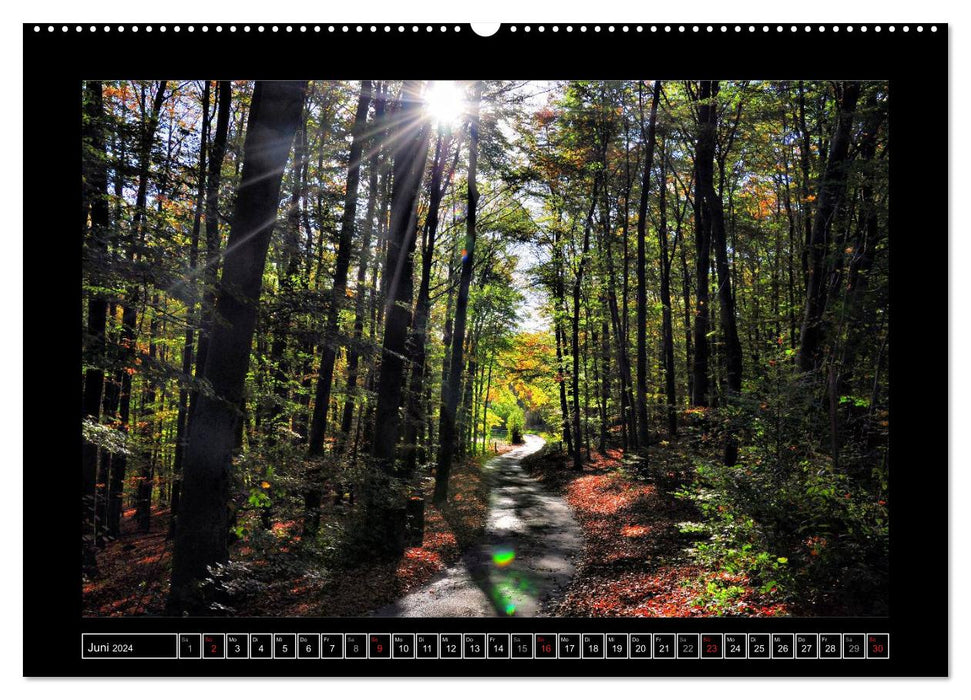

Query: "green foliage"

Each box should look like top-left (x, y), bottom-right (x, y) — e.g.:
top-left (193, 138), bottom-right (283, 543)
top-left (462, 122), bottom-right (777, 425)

top-left (676, 353), bottom-right (889, 614)
top-left (506, 407), bottom-right (525, 444)
top-left (82, 417), bottom-right (130, 456)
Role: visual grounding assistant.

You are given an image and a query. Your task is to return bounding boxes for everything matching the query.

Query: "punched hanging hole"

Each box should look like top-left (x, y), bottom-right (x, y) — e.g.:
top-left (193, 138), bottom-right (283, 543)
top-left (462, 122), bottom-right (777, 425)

top-left (471, 23), bottom-right (501, 37)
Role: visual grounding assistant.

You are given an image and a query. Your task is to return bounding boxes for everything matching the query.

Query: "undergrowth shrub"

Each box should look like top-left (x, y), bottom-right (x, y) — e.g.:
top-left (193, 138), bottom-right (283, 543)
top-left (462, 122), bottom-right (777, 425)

top-left (676, 353), bottom-right (889, 615)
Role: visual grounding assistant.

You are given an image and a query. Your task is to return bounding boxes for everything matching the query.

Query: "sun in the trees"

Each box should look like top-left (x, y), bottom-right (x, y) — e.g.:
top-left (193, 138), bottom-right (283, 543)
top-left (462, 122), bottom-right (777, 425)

top-left (423, 81), bottom-right (466, 125)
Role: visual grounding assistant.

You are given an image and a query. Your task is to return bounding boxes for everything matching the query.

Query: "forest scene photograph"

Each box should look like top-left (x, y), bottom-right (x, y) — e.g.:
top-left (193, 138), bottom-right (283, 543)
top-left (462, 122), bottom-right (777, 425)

top-left (80, 78), bottom-right (890, 619)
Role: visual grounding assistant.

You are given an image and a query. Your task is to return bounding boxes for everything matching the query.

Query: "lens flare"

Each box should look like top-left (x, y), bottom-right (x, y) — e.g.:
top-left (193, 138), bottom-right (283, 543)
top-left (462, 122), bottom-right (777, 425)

top-left (492, 549), bottom-right (515, 567)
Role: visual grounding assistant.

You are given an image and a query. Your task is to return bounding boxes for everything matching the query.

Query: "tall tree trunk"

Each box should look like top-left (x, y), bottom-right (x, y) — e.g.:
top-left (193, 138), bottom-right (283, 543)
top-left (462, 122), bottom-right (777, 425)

top-left (680, 227), bottom-right (694, 405)
top-left (635, 80), bottom-right (661, 448)
top-left (833, 90), bottom-right (885, 475)
top-left (657, 137), bottom-right (678, 436)
top-left (461, 347), bottom-right (478, 457)
top-left (259, 118), bottom-right (309, 530)
top-left (437, 256), bottom-right (456, 454)
top-left (108, 81), bottom-right (168, 538)
top-left (307, 81), bottom-right (372, 454)
top-left (797, 81), bottom-right (814, 288)
top-left (620, 118), bottom-right (634, 449)
top-left (798, 81), bottom-right (861, 372)
top-left (135, 295), bottom-right (161, 531)
top-left (366, 81), bottom-right (431, 554)
top-left (581, 296), bottom-right (593, 456)
top-left (171, 81), bottom-right (211, 537)
top-left (97, 124), bottom-right (129, 543)
top-left (554, 319), bottom-right (574, 455)
top-left (571, 186), bottom-right (598, 471)
top-left (402, 129), bottom-right (450, 474)
top-left (304, 81), bottom-right (372, 533)
top-left (598, 315), bottom-right (609, 453)
top-left (599, 137), bottom-right (638, 453)
top-left (696, 81), bottom-right (744, 464)
top-left (434, 81), bottom-right (483, 505)
top-left (167, 80), bottom-right (306, 615)
top-left (191, 81), bottom-right (232, 407)
top-left (81, 81), bottom-right (110, 574)
top-left (552, 227), bottom-right (574, 455)
top-left (691, 81), bottom-right (713, 408)
top-left (341, 82), bottom-right (387, 443)
top-left (481, 353), bottom-right (494, 452)
top-left (175, 80), bottom-right (230, 537)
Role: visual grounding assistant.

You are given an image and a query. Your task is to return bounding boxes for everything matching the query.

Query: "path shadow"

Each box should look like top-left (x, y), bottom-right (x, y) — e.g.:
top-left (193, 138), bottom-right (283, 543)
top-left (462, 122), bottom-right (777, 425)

top-left (371, 435), bottom-right (582, 617)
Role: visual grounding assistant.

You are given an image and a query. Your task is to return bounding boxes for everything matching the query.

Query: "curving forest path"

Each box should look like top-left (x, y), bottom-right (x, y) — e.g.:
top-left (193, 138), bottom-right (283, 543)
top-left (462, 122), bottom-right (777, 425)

top-left (373, 434), bottom-right (581, 617)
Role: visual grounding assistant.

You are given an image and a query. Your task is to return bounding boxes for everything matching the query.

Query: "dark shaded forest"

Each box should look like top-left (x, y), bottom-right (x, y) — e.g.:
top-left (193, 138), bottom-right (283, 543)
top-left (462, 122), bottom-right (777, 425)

top-left (80, 79), bottom-right (889, 617)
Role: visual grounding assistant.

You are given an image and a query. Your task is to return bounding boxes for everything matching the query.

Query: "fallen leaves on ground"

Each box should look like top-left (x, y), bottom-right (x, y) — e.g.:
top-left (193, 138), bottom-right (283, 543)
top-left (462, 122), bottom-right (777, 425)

top-left (84, 453), bottom-right (494, 618)
top-left (82, 506), bottom-right (172, 616)
top-left (264, 454), bottom-right (490, 616)
top-left (526, 446), bottom-right (787, 617)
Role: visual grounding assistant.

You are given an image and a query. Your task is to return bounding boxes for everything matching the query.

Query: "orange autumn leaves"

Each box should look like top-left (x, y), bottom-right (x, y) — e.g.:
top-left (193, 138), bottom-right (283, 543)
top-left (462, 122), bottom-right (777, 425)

top-left (541, 450), bottom-right (787, 618)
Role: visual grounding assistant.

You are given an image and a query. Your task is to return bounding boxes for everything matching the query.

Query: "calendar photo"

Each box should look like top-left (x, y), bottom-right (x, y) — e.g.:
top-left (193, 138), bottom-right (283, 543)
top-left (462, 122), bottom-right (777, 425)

top-left (77, 76), bottom-right (891, 619)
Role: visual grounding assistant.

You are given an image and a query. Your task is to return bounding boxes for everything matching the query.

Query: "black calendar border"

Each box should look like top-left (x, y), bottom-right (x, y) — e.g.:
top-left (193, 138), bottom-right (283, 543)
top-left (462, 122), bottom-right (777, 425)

top-left (22, 22), bottom-right (949, 678)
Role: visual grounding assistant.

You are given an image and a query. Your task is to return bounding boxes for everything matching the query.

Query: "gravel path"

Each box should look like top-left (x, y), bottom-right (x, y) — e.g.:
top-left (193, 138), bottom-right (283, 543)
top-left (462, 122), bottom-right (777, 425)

top-left (372, 434), bottom-right (581, 617)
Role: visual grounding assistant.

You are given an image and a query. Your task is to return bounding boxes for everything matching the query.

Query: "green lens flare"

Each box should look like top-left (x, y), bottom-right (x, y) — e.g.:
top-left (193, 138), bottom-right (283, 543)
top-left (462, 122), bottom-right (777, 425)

top-left (492, 549), bottom-right (516, 567)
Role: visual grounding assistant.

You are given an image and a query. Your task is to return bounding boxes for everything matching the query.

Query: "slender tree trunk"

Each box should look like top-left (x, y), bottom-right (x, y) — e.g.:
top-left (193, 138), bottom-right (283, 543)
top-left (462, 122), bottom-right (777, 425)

top-left (369, 80), bottom-right (431, 467)
top-left (434, 81), bottom-right (483, 504)
top-left (167, 80), bottom-right (306, 615)
top-left (572, 187), bottom-right (598, 471)
top-left (552, 228), bottom-right (574, 455)
top-left (696, 81), bottom-right (744, 464)
top-left (780, 112), bottom-right (800, 346)
top-left (635, 81), bottom-right (661, 448)
top-left (581, 296), bottom-right (593, 457)
top-left (257, 119), bottom-right (309, 531)
top-left (620, 118), bottom-right (634, 449)
top-left (598, 315), bottom-right (609, 453)
top-left (402, 130), bottom-right (449, 474)
top-left (97, 309), bottom-right (120, 545)
top-left (307, 81), bottom-right (372, 455)
top-left (365, 80), bottom-right (431, 556)
top-left (798, 81), bottom-right (861, 372)
top-left (191, 81), bottom-right (232, 407)
top-left (657, 137), bottom-right (678, 436)
top-left (461, 348), bottom-right (478, 457)
top-left (135, 295), bottom-right (161, 531)
top-left (602, 195), bottom-right (637, 452)
top-left (680, 229), bottom-right (694, 405)
top-left (481, 354), bottom-right (494, 452)
top-left (341, 82), bottom-right (387, 443)
top-left (97, 122), bottom-right (128, 543)
top-left (798, 81), bottom-right (813, 288)
top-left (82, 81), bottom-right (110, 574)
top-left (691, 82), bottom-right (713, 408)
top-left (597, 135), bottom-right (637, 453)
top-left (304, 81), bottom-right (372, 533)
top-left (175, 81), bottom-right (230, 536)
top-left (108, 81), bottom-right (168, 538)
top-left (171, 81), bottom-right (211, 536)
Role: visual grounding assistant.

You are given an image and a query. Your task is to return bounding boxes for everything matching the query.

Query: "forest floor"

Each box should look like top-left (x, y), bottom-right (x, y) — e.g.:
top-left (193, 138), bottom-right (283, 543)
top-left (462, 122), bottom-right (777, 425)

top-left (83, 429), bottom-right (788, 618)
top-left (522, 434), bottom-right (789, 617)
top-left (82, 505), bottom-right (174, 616)
top-left (82, 444), bottom-right (516, 617)
top-left (374, 434), bottom-right (581, 617)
